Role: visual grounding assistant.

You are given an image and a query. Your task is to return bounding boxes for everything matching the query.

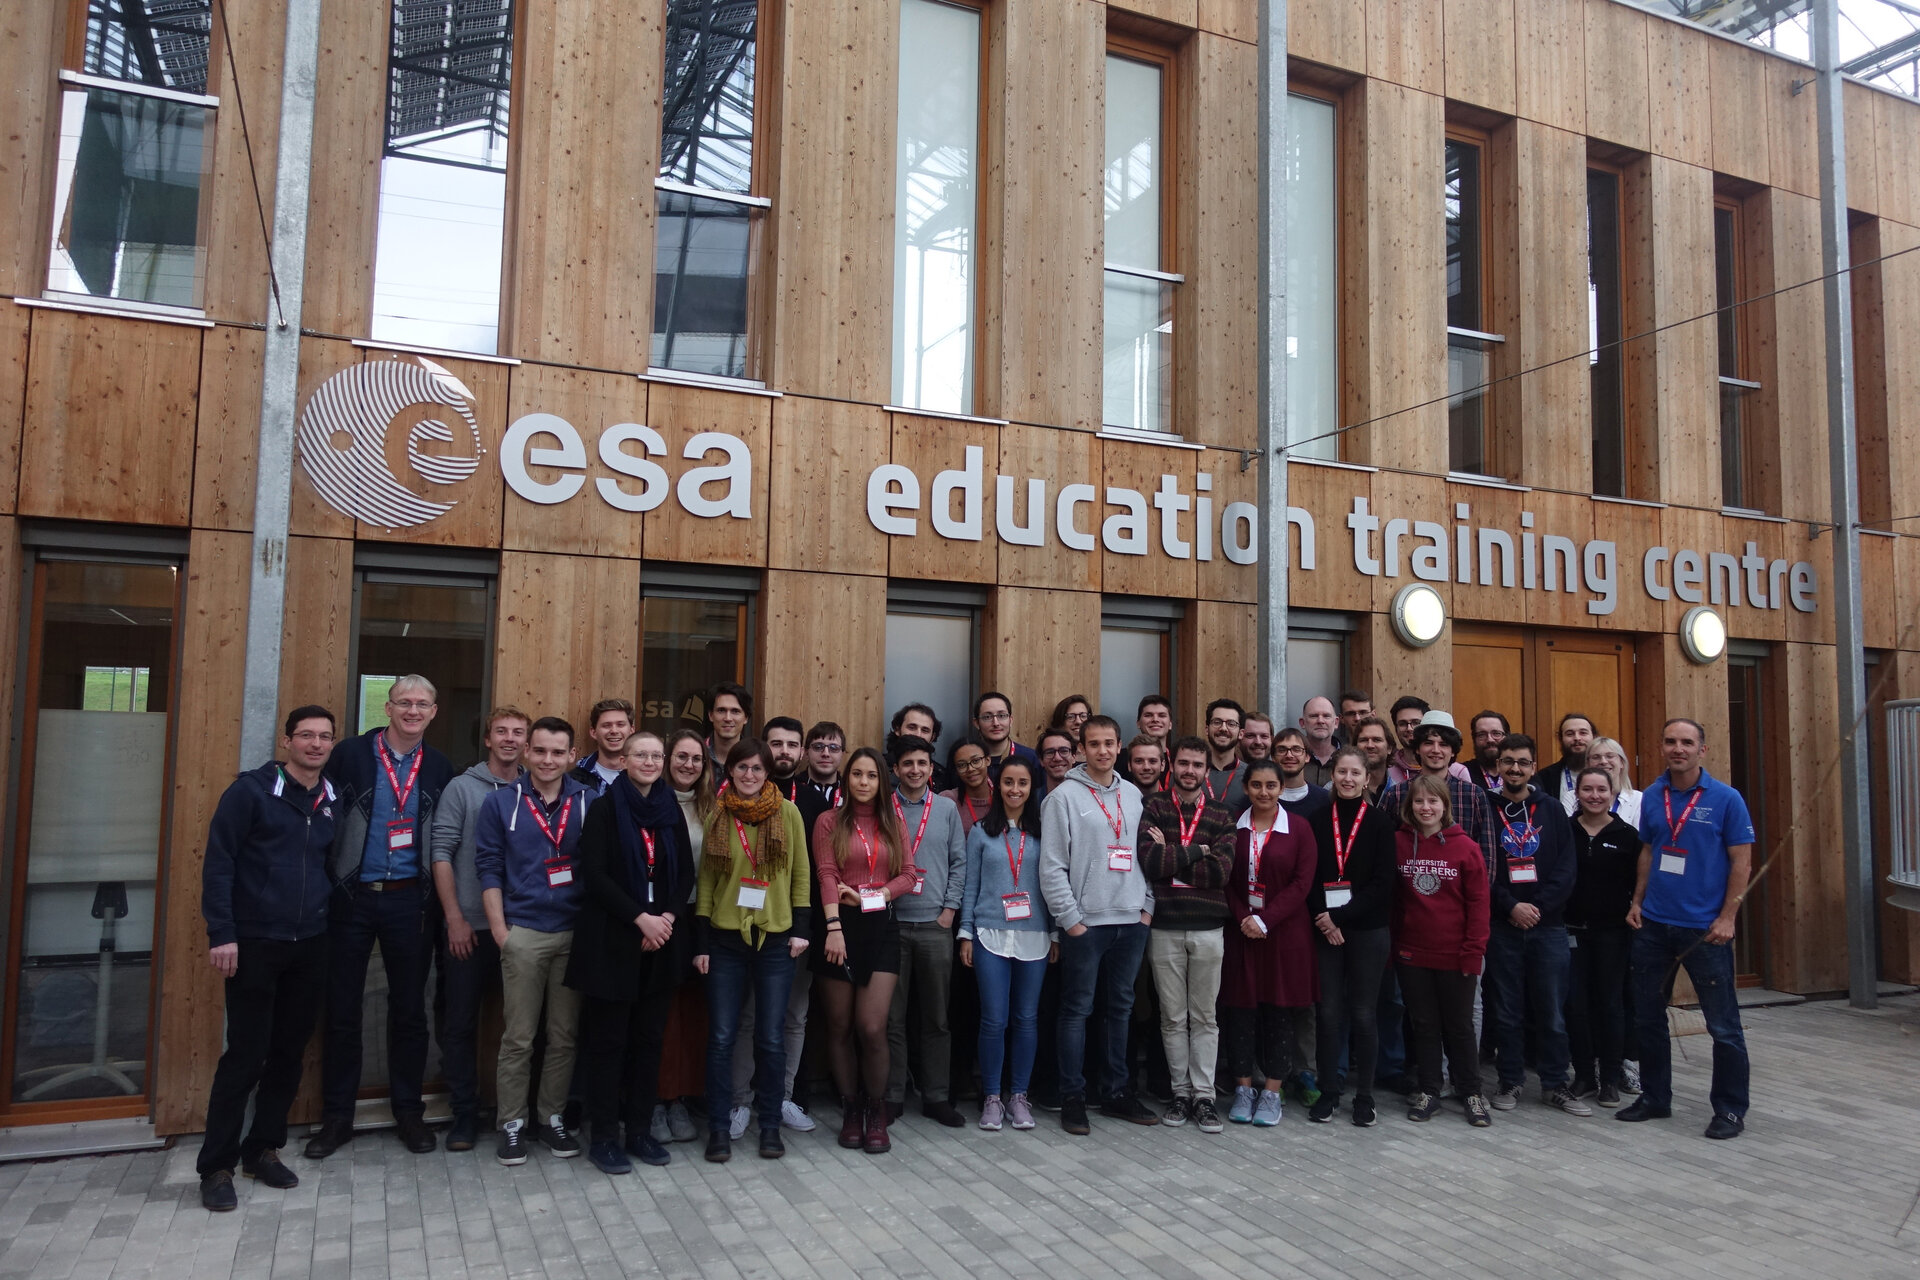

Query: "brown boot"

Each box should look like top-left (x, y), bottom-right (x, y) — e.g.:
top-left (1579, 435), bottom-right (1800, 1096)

top-left (863, 1099), bottom-right (891, 1154)
top-left (838, 1097), bottom-right (865, 1150)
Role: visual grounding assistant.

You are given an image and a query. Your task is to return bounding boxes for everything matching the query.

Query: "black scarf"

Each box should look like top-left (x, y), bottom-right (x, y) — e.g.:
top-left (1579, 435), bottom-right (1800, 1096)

top-left (608, 773), bottom-right (685, 905)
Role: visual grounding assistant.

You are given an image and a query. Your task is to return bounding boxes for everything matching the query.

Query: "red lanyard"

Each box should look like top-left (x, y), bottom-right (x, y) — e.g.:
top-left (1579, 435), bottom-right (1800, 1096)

top-left (1084, 784), bottom-right (1125, 842)
top-left (732, 818), bottom-right (759, 871)
top-left (640, 828), bottom-right (656, 874)
top-left (522, 794), bottom-right (574, 852)
top-left (1003, 831), bottom-right (1027, 884)
top-left (279, 767), bottom-right (327, 812)
top-left (963, 793), bottom-right (987, 827)
top-left (892, 793), bottom-right (933, 858)
top-left (1662, 784), bottom-right (1705, 845)
top-left (1331, 801), bottom-right (1367, 878)
top-left (1206, 762), bottom-right (1241, 803)
top-left (1496, 804), bottom-right (1539, 854)
top-left (1247, 822), bottom-right (1272, 889)
top-left (1170, 794), bottom-right (1203, 847)
top-left (853, 819), bottom-right (888, 885)
top-left (377, 732), bottom-right (422, 813)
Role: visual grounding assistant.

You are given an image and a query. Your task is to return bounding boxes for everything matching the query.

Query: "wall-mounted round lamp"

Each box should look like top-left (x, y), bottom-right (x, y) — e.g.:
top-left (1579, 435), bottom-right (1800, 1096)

top-left (1390, 583), bottom-right (1447, 649)
top-left (1679, 605), bottom-right (1727, 665)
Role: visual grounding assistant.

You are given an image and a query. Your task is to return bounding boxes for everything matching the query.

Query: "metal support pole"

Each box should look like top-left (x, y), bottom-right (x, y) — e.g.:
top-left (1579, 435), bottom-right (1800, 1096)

top-left (1812, 0), bottom-right (1877, 1009)
top-left (238, 0), bottom-right (325, 768)
top-left (1255, 0), bottom-right (1289, 717)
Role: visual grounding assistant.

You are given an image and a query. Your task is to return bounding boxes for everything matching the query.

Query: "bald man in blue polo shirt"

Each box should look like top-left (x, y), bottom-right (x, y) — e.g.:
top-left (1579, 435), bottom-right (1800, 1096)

top-left (1618, 717), bottom-right (1756, 1140)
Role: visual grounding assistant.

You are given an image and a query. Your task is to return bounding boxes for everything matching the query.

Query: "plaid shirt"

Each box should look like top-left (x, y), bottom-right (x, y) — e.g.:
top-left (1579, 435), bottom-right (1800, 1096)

top-left (1380, 773), bottom-right (1498, 876)
top-left (1138, 791), bottom-right (1236, 929)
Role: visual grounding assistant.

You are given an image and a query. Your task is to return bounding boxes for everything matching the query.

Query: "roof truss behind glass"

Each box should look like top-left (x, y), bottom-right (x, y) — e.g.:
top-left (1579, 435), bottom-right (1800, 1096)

top-left (386, 0), bottom-right (515, 169)
top-left (1623, 0), bottom-right (1920, 97)
top-left (84, 0), bottom-right (213, 94)
top-left (660, 0), bottom-right (758, 194)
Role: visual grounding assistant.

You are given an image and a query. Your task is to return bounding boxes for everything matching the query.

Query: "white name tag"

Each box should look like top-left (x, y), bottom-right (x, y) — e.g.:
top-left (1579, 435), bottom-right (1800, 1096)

top-left (1107, 846), bottom-right (1133, 872)
top-left (737, 879), bottom-right (768, 910)
top-left (911, 869), bottom-right (926, 895)
top-left (1509, 861), bottom-right (1538, 885)
top-left (1324, 883), bottom-right (1352, 909)
top-left (546, 865), bottom-right (573, 887)
top-left (1659, 851), bottom-right (1687, 875)
top-left (1002, 892), bottom-right (1032, 921)
top-left (1248, 893), bottom-right (1265, 910)
top-left (859, 888), bottom-right (887, 914)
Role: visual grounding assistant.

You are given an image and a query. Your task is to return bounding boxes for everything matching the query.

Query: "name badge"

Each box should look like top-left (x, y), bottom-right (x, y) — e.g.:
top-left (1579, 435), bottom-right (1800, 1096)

top-left (1659, 845), bottom-right (1688, 875)
top-left (1248, 888), bottom-right (1265, 910)
top-left (387, 819), bottom-right (415, 850)
top-left (1108, 845), bottom-right (1134, 872)
top-left (1002, 892), bottom-right (1032, 921)
top-left (545, 859), bottom-right (573, 888)
top-left (1170, 878), bottom-right (1192, 889)
top-left (911, 869), bottom-right (927, 895)
top-left (737, 878), bottom-right (769, 910)
top-left (1324, 881), bottom-right (1352, 909)
top-left (1568, 932), bottom-right (1579, 950)
top-left (1509, 859), bottom-right (1538, 885)
top-left (859, 887), bottom-right (887, 914)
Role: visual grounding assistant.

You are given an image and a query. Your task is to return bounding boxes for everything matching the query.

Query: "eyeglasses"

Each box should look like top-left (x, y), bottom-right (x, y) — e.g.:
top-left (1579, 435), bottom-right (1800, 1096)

top-left (288, 731), bottom-right (335, 743)
top-left (977, 711), bottom-right (1011, 724)
top-left (1040, 747), bottom-right (1074, 759)
top-left (955, 756), bottom-right (989, 772)
top-left (1275, 745), bottom-right (1308, 756)
top-left (390, 700), bottom-right (434, 712)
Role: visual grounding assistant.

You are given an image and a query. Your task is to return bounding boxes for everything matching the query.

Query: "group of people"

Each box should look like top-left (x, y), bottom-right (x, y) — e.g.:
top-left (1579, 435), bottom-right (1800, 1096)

top-left (193, 676), bottom-right (1758, 1211)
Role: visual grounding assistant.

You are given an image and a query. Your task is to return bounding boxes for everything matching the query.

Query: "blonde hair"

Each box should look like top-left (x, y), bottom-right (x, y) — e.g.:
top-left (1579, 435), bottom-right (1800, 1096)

top-left (1584, 737), bottom-right (1634, 795)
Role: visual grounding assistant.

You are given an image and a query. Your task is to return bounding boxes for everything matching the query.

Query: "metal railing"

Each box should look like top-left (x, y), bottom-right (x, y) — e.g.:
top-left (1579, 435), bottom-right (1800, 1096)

top-left (1888, 699), bottom-right (1920, 912)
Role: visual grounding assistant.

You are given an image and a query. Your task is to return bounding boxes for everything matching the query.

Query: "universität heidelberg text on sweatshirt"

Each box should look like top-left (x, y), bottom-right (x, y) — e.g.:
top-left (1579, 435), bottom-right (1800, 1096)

top-left (1391, 823), bottom-right (1490, 975)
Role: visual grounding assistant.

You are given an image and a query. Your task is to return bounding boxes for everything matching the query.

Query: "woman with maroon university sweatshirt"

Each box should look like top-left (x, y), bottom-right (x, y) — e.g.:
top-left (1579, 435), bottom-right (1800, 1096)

top-left (1392, 773), bottom-right (1492, 1127)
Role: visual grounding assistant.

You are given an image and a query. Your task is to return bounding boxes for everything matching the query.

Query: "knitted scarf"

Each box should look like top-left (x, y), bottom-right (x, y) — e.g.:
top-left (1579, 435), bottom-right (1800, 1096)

top-left (708, 784), bottom-right (789, 876)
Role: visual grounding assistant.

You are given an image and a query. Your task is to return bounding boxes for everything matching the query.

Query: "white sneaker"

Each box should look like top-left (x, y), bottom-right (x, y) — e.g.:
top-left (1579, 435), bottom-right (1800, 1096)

top-left (781, 1100), bottom-right (816, 1132)
top-left (728, 1104), bottom-right (752, 1141)
top-left (649, 1104), bottom-right (673, 1145)
top-left (665, 1100), bottom-right (697, 1142)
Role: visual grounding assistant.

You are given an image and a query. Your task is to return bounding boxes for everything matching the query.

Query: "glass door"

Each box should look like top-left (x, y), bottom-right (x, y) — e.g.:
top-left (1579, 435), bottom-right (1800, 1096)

top-left (1727, 655), bottom-right (1771, 986)
top-left (3, 558), bottom-right (180, 1120)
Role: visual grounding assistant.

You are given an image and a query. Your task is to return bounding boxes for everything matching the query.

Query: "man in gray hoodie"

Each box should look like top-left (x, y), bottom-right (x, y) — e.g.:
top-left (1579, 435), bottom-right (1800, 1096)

top-left (429, 706), bottom-right (527, 1151)
top-left (885, 734), bottom-right (969, 1127)
top-left (1041, 715), bottom-right (1157, 1134)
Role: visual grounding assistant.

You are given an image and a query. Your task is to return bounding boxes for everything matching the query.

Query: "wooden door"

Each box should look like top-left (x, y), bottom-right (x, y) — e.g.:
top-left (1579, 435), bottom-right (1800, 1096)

top-left (1450, 625), bottom-right (1638, 777)
top-left (1453, 624), bottom-right (1528, 741)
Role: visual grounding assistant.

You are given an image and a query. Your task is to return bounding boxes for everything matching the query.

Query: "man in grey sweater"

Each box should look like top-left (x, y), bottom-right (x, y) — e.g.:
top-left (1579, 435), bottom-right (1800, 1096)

top-left (885, 735), bottom-right (968, 1126)
top-left (1041, 715), bottom-right (1157, 1134)
top-left (429, 707), bottom-right (528, 1151)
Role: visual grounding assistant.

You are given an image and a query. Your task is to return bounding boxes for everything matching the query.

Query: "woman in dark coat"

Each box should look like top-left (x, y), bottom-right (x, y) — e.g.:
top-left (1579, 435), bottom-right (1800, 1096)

top-left (566, 730), bottom-right (696, 1175)
top-left (1220, 759), bottom-right (1320, 1127)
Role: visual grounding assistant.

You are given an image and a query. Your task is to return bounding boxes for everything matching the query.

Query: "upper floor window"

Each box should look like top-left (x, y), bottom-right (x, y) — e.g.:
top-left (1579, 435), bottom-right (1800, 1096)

top-left (1715, 198), bottom-right (1762, 509)
top-left (1286, 89), bottom-right (1339, 460)
top-left (1588, 165), bottom-right (1626, 497)
top-left (369, 0), bottom-right (515, 354)
top-left (654, 0), bottom-right (768, 381)
top-left (1445, 131), bottom-right (1503, 476)
top-left (892, 0), bottom-right (982, 415)
top-left (47, 0), bottom-right (216, 312)
top-left (1103, 47), bottom-right (1178, 434)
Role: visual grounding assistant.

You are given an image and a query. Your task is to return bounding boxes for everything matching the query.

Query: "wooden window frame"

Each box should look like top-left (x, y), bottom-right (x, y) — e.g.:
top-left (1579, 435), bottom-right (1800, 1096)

top-left (1287, 77), bottom-right (1345, 462)
top-left (1445, 124), bottom-right (1500, 477)
top-left (1103, 32), bottom-right (1180, 436)
top-left (1714, 192), bottom-right (1768, 512)
top-left (1586, 158), bottom-right (1629, 498)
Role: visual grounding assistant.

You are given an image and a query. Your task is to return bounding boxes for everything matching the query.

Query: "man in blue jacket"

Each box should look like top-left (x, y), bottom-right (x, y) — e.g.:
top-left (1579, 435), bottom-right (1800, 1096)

top-left (478, 716), bottom-right (592, 1165)
top-left (306, 675), bottom-right (455, 1159)
top-left (197, 706), bottom-right (339, 1211)
top-left (1483, 734), bottom-right (1586, 1117)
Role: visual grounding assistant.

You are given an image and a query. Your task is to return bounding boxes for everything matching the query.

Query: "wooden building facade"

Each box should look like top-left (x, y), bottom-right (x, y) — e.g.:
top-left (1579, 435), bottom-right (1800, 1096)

top-left (0, 0), bottom-right (1916, 1134)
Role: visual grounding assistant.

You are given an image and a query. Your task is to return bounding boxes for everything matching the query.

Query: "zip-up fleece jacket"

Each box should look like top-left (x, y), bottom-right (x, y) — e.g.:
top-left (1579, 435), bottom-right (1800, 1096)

top-left (474, 775), bottom-right (593, 933)
top-left (1039, 764), bottom-right (1154, 933)
top-left (203, 761), bottom-right (339, 947)
top-left (429, 761), bottom-right (525, 930)
top-left (323, 728), bottom-right (455, 886)
top-left (890, 787), bottom-right (966, 924)
top-left (1488, 786), bottom-right (1576, 929)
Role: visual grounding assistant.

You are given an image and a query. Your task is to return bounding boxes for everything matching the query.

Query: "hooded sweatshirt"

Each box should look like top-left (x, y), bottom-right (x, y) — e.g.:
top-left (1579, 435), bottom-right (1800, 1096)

top-left (202, 761), bottom-right (338, 947)
top-left (1039, 764), bottom-right (1153, 933)
top-left (474, 773), bottom-right (593, 933)
top-left (430, 760), bottom-right (526, 931)
top-left (1391, 822), bottom-right (1490, 974)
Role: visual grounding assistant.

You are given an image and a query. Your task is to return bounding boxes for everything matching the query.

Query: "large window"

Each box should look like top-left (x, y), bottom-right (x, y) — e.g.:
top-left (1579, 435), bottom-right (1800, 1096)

top-left (641, 568), bottom-right (754, 739)
top-left (883, 585), bottom-right (982, 760)
top-left (1103, 49), bottom-right (1177, 434)
top-left (1285, 611), bottom-right (1354, 729)
top-left (47, 0), bottom-right (216, 312)
top-left (892, 0), bottom-right (981, 415)
top-left (352, 565), bottom-right (494, 763)
top-left (1715, 199), bottom-right (1762, 509)
top-left (655, 0), bottom-right (768, 381)
top-left (1100, 598), bottom-right (1180, 728)
top-left (1286, 90), bottom-right (1339, 460)
top-left (369, 0), bottom-right (516, 354)
top-left (5, 556), bottom-right (179, 1113)
top-left (1588, 166), bottom-right (1626, 497)
top-left (1446, 132), bottom-right (1502, 476)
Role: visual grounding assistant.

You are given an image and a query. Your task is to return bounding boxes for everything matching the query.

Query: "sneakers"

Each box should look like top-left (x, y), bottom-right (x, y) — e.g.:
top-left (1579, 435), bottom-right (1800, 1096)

top-left (1099, 1093), bottom-right (1160, 1125)
top-left (1407, 1092), bottom-right (1443, 1122)
top-left (1547, 1086), bottom-right (1594, 1117)
top-left (1228, 1085), bottom-right (1257, 1124)
top-left (1464, 1095), bottom-right (1493, 1128)
top-left (979, 1096), bottom-right (1005, 1131)
top-left (1251, 1089), bottom-right (1283, 1126)
top-left (1308, 1092), bottom-right (1339, 1124)
top-left (1286, 1071), bottom-right (1321, 1107)
top-left (496, 1120), bottom-right (529, 1166)
top-left (625, 1133), bottom-right (670, 1167)
top-left (1007, 1094), bottom-right (1036, 1130)
top-left (650, 1105), bottom-right (674, 1145)
top-left (1193, 1097), bottom-right (1224, 1133)
top-left (666, 1100), bottom-right (698, 1142)
top-left (1620, 1060), bottom-right (1642, 1094)
top-left (1061, 1096), bottom-right (1091, 1135)
top-left (536, 1114), bottom-right (581, 1157)
top-left (200, 1170), bottom-right (237, 1212)
top-left (240, 1149), bottom-right (298, 1189)
top-left (1161, 1096), bottom-right (1191, 1128)
top-left (1704, 1112), bottom-right (1745, 1140)
top-left (781, 1100), bottom-right (816, 1132)
top-left (588, 1138), bottom-right (632, 1175)
top-left (1615, 1097), bottom-right (1671, 1122)
top-left (728, 1105), bottom-right (752, 1141)
top-left (1596, 1081), bottom-right (1623, 1108)
top-left (1351, 1095), bottom-right (1378, 1127)
top-left (1491, 1084), bottom-right (1523, 1112)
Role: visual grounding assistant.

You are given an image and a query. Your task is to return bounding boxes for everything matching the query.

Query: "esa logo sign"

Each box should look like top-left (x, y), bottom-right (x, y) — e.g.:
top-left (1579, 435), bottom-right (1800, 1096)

top-left (294, 359), bottom-right (753, 529)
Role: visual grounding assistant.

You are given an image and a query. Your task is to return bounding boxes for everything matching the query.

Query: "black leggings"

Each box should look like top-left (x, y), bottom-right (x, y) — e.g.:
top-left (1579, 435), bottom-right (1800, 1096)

top-left (1220, 1004), bottom-right (1305, 1085)
top-left (1398, 964), bottom-right (1482, 1099)
top-left (1315, 927), bottom-right (1390, 1099)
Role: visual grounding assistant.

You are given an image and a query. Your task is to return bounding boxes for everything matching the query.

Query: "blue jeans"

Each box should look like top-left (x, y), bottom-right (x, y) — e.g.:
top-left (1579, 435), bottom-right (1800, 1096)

top-left (973, 944), bottom-right (1046, 1097)
top-left (1055, 923), bottom-right (1148, 1100)
top-left (322, 882), bottom-right (431, 1120)
top-left (705, 936), bottom-right (796, 1134)
top-left (1486, 922), bottom-right (1572, 1091)
top-left (1632, 920), bottom-right (1749, 1118)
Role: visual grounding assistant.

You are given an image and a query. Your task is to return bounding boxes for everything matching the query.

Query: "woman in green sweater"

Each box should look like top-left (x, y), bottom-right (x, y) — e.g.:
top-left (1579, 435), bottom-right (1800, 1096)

top-left (693, 739), bottom-right (810, 1163)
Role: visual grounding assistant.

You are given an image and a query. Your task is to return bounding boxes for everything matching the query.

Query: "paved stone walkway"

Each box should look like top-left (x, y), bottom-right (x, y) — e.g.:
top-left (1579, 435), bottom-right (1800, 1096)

top-left (2, 995), bottom-right (1918, 1280)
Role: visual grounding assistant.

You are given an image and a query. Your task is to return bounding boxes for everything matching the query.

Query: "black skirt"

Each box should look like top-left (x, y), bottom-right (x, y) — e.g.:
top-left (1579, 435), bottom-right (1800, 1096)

top-left (812, 904), bottom-right (901, 985)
